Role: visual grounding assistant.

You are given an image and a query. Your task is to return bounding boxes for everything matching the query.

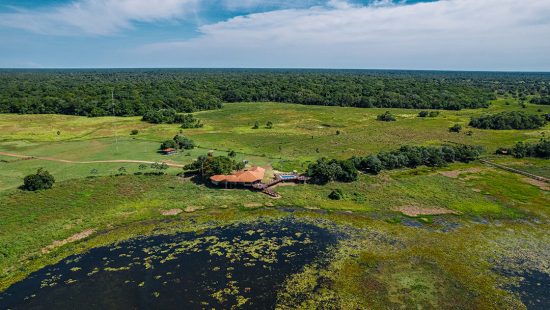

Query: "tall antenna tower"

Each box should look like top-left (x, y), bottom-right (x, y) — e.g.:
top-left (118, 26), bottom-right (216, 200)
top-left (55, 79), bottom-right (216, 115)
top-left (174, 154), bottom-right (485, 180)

top-left (112, 88), bottom-right (118, 152)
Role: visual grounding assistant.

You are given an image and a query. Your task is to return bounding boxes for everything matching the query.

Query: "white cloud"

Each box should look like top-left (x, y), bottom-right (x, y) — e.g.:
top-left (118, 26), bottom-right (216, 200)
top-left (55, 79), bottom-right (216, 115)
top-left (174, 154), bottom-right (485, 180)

top-left (141, 0), bottom-right (550, 70)
top-left (0, 0), bottom-right (198, 35)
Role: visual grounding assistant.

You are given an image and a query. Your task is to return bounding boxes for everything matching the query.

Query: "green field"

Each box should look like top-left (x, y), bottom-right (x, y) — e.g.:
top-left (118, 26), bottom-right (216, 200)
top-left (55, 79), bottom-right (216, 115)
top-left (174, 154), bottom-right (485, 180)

top-left (0, 100), bottom-right (549, 308)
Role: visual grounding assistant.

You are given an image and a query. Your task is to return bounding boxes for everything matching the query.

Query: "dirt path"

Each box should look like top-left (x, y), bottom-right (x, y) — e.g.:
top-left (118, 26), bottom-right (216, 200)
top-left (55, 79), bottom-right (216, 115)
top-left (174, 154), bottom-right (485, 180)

top-left (0, 151), bottom-right (186, 168)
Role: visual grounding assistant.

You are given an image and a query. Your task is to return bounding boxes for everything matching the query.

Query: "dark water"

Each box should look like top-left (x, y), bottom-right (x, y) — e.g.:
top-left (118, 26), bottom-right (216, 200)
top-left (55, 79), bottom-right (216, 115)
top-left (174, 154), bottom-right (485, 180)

top-left (505, 269), bottom-right (550, 310)
top-left (0, 219), bottom-right (337, 310)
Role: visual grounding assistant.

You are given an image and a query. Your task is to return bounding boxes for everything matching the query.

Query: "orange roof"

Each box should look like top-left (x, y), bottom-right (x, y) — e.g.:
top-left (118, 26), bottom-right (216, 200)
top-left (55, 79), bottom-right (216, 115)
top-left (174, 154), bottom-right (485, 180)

top-left (210, 166), bottom-right (265, 183)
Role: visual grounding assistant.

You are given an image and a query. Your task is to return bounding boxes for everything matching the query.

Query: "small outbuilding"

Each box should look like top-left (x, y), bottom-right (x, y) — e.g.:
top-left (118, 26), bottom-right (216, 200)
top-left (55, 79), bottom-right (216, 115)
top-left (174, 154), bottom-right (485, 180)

top-left (161, 148), bottom-right (177, 155)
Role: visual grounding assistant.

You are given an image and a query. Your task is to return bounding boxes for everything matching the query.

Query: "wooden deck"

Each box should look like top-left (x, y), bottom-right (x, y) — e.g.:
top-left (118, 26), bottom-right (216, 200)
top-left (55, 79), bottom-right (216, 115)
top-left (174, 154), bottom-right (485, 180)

top-left (253, 174), bottom-right (311, 198)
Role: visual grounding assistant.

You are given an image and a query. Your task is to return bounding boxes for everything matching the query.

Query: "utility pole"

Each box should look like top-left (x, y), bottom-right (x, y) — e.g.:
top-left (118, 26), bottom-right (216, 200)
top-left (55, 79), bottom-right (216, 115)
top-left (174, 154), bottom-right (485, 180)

top-left (112, 88), bottom-right (118, 153)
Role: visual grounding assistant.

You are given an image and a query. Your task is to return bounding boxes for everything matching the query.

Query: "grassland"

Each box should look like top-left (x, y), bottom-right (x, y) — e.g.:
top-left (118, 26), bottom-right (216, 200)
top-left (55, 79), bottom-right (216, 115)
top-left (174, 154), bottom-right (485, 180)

top-left (0, 99), bottom-right (549, 308)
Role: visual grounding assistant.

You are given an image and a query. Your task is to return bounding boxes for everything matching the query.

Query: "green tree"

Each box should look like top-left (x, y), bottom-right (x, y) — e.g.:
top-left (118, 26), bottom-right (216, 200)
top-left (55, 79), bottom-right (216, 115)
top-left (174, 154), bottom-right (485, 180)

top-left (266, 121), bottom-right (273, 129)
top-left (377, 111), bottom-right (397, 122)
top-left (22, 168), bottom-right (55, 191)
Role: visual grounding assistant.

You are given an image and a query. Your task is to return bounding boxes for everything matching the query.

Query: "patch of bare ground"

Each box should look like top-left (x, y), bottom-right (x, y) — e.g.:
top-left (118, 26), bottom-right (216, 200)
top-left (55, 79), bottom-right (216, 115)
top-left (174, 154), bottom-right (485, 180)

top-left (160, 209), bottom-right (182, 216)
top-left (440, 168), bottom-right (483, 179)
top-left (184, 206), bottom-right (205, 213)
top-left (42, 229), bottom-right (96, 254)
top-left (393, 205), bottom-right (460, 217)
top-left (243, 203), bottom-right (263, 209)
top-left (522, 178), bottom-right (550, 191)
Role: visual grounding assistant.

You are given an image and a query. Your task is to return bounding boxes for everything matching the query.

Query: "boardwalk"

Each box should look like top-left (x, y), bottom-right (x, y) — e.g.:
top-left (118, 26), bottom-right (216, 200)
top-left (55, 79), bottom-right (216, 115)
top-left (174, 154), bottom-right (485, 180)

top-left (480, 159), bottom-right (549, 183)
top-left (253, 174), bottom-right (311, 198)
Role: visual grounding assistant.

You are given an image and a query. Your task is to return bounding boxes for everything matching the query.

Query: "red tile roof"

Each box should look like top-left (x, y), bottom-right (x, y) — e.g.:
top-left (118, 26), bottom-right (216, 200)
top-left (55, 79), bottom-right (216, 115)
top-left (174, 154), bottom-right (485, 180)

top-left (210, 166), bottom-right (266, 183)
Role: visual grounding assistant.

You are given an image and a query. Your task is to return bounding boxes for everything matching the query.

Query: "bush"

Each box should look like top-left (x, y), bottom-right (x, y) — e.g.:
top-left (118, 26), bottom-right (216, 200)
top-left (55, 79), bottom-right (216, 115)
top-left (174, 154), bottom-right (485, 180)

top-left (266, 121), bottom-right (273, 129)
top-left (328, 189), bottom-right (344, 200)
top-left (307, 158), bottom-right (358, 184)
top-left (180, 114), bottom-right (204, 129)
top-left (352, 144), bottom-right (483, 174)
top-left (419, 111), bottom-right (440, 118)
top-left (469, 111), bottom-right (547, 130)
top-left (252, 121), bottom-right (260, 129)
top-left (509, 139), bottom-right (550, 159)
top-left (184, 155), bottom-right (245, 181)
top-left (377, 111), bottom-right (397, 122)
top-left (160, 140), bottom-right (177, 150)
top-left (130, 129), bottom-right (139, 135)
top-left (22, 168), bottom-right (55, 191)
top-left (173, 134), bottom-right (196, 150)
top-left (143, 109), bottom-right (179, 124)
top-left (449, 124), bottom-right (462, 133)
top-left (160, 135), bottom-right (195, 150)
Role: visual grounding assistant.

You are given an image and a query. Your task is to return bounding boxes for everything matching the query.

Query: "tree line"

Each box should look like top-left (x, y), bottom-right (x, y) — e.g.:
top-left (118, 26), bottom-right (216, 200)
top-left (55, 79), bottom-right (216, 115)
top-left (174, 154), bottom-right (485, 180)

top-left (307, 144), bottom-right (483, 184)
top-left (469, 111), bottom-right (547, 130)
top-left (5, 69), bottom-right (544, 116)
top-left (498, 138), bottom-right (550, 159)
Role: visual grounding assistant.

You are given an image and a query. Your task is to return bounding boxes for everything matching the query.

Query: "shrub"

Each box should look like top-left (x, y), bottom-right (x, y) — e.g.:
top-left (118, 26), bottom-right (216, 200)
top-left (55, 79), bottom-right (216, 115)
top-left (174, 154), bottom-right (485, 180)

top-left (418, 111), bottom-right (429, 117)
top-left (180, 114), bottom-right (204, 129)
top-left (143, 109), bottom-right (179, 124)
top-left (160, 140), bottom-right (177, 150)
top-left (328, 189), bottom-right (344, 200)
top-left (22, 168), bottom-right (55, 191)
top-left (469, 111), bottom-right (547, 130)
top-left (449, 124), bottom-right (462, 133)
top-left (509, 139), bottom-right (550, 159)
top-left (266, 121), bottom-right (273, 129)
top-left (173, 134), bottom-right (196, 150)
top-left (352, 144), bottom-right (482, 174)
top-left (377, 111), bottom-right (396, 122)
top-left (252, 121), bottom-right (260, 129)
top-left (307, 158), bottom-right (358, 184)
top-left (184, 155), bottom-right (245, 181)
top-left (130, 129), bottom-right (139, 135)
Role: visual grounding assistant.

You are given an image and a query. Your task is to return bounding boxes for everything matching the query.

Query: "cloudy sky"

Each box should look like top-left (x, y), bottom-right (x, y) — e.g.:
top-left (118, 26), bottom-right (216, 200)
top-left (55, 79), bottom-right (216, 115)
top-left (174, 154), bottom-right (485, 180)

top-left (0, 0), bottom-right (549, 70)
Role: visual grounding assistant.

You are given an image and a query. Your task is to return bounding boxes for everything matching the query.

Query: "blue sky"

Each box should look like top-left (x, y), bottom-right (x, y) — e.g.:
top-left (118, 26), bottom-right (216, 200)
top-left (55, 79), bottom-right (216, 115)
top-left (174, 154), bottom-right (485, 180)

top-left (0, 0), bottom-right (549, 70)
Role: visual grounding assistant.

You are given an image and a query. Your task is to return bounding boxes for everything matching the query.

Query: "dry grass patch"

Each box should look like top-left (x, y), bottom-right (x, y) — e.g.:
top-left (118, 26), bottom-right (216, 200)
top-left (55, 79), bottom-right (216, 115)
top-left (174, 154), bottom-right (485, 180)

top-left (42, 229), bottom-right (96, 254)
top-left (160, 209), bottom-right (182, 216)
top-left (522, 178), bottom-right (550, 191)
top-left (393, 205), bottom-right (460, 217)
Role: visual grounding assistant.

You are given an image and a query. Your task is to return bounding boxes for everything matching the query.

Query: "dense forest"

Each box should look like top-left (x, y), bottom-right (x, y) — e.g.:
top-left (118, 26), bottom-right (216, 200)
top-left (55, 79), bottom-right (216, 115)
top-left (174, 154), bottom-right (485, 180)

top-left (0, 69), bottom-right (549, 116)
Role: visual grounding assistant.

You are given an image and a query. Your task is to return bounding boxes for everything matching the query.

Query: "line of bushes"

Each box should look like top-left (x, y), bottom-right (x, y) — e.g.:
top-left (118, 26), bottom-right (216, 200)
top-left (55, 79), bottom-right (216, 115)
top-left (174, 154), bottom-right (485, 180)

top-left (498, 138), bottom-right (550, 159)
top-left (307, 144), bottom-right (483, 184)
top-left (469, 111), bottom-right (547, 130)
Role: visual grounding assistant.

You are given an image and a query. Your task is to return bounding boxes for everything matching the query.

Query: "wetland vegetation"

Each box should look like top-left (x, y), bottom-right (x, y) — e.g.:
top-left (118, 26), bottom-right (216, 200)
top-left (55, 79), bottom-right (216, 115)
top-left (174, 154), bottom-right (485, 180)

top-left (0, 69), bottom-right (549, 309)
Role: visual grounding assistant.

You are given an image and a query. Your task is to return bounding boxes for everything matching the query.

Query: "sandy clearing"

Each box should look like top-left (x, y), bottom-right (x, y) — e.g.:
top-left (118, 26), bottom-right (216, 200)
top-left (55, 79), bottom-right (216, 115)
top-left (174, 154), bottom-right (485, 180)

top-left (522, 178), bottom-right (550, 191)
top-left (393, 205), bottom-right (459, 217)
top-left (42, 229), bottom-right (96, 254)
top-left (160, 209), bottom-right (183, 216)
top-left (440, 168), bottom-right (483, 179)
